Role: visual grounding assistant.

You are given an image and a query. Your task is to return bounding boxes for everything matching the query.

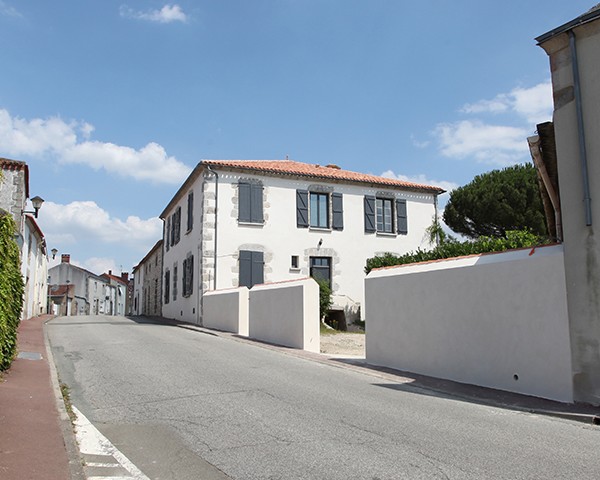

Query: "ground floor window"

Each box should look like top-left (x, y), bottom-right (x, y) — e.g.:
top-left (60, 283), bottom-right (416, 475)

top-left (310, 256), bottom-right (331, 287)
top-left (239, 250), bottom-right (264, 288)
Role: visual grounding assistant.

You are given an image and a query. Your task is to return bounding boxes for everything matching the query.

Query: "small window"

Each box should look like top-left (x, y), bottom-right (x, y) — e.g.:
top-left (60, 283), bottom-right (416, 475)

top-left (291, 255), bottom-right (299, 269)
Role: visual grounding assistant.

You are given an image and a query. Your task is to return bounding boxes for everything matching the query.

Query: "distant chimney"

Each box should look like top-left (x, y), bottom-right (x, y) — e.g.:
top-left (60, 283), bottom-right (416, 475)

top-left (121, 272), bottom-right (129, 282)
top-left (108, 270), bottom-right (112, 276)
top-left (61, 254), bottom-right (70, 264)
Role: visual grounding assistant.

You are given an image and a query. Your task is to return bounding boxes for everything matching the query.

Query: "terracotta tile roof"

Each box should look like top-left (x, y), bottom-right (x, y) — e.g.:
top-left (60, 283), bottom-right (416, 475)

top-left (201, 160), bottom-right (445, 193)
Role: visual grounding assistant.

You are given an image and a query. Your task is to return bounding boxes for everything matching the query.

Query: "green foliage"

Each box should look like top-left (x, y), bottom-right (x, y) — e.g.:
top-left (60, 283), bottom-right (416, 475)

top-left (365, 230), bottom-right (546, 274)
top-left (314, 277), bottom-right (333, 320)
top-left (443, 164), bottom-right (547, 238)
top-left (0, 213), bottom-right (24, 371)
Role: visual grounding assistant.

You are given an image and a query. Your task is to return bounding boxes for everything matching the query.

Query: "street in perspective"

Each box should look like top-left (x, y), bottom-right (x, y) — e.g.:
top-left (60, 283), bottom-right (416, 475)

top-left (48, 315), bottom-right (600, 480)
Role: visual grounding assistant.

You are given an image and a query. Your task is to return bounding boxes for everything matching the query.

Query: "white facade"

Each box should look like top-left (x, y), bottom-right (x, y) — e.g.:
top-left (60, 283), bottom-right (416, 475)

top-left (161, 161), bottom-right (442, 325)
top-left (21, 215), bottom-right (48, 319)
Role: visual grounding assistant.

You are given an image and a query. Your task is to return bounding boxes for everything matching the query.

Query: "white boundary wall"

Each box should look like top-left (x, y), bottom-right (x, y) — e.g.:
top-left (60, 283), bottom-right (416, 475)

top-left (365, 245), bottom-right (574, 402)
top-left (248, 278), bottom-right (320, 353)
top-left (203, 287), bottom-right (249, 335)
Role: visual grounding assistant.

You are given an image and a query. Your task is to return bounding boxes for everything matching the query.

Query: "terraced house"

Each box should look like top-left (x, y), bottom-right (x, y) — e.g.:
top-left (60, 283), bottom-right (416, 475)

top-left (159, 160), bottom-right (444, 326)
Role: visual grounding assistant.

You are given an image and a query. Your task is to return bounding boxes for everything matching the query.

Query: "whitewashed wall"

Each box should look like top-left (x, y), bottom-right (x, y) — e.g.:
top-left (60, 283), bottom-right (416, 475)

top-left (203, 287), bottom-right (249, 335)
top-left (365, 245), bottom-right (573, 403)
top-left (248, 278), bottom-right (320, 353)
top-left (210, 171), bottom-right (436, 319)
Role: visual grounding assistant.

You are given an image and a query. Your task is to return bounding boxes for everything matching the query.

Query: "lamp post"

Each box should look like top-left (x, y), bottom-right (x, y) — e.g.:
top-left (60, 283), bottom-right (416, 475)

top-left (24, 196), bottom-right (44, 218)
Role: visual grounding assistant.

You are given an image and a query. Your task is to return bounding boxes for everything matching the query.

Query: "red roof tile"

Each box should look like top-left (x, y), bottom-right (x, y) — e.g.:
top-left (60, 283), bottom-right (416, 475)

top-left (201, 160), bottom-right (444, 193)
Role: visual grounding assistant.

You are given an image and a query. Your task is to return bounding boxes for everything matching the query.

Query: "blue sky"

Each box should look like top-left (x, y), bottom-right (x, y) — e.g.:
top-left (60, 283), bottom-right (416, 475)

top-left (0, 1), bottom-right (593, 275)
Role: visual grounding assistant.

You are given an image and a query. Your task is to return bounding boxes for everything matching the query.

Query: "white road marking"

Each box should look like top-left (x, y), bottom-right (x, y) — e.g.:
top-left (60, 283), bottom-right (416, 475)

top-left (72, 405), bottom-right (150, 480)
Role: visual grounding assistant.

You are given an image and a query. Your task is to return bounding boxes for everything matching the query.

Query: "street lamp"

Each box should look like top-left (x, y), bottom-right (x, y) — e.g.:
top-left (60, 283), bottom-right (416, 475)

top-left (24, 196), bottom-right (45, 218)
top-left (51, 248), bottom-right (58, 260)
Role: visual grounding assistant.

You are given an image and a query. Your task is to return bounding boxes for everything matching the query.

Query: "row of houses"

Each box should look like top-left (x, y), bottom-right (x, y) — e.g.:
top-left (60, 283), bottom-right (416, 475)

top-left (132, 160), bottom-right (444, 326)
top-left (1, 157), bottom-right (133, 320)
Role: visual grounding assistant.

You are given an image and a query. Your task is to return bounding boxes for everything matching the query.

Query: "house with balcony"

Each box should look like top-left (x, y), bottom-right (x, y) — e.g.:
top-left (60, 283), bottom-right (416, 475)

top-left (159, 160), bottom-right (444, 326)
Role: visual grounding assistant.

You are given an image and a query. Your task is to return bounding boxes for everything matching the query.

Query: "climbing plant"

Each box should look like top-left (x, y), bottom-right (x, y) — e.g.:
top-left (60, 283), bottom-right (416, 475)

top-left (0, 212), bottom-right (24, 371)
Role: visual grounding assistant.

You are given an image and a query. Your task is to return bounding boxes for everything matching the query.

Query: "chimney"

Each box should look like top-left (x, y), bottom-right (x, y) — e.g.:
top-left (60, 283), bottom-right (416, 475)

top-left (121, 272), bottom-right (129, 282)
top-left (61, 254), bottom-right (70, 264)
top-left (108, 270), bottom-right (112, 276)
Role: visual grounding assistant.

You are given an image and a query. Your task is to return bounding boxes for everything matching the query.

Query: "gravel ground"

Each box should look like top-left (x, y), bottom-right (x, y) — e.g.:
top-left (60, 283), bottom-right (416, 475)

top-left (320, 332), bottom-right (365, 356)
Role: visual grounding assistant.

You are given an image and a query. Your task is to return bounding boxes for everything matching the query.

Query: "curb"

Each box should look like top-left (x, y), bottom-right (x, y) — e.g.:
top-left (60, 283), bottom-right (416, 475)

top-left (43, 317), bottom-right (86, 480)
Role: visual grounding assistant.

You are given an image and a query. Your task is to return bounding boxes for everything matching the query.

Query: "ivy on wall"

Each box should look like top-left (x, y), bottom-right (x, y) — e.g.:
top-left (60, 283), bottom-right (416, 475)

top-left (0, 212), bottom-right (24, 371)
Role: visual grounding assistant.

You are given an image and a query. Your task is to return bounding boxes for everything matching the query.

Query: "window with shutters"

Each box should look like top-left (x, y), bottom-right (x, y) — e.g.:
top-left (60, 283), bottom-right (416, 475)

top-left (187, 191), bottom-right (194, 232)
top-left (165, 216), bottom-right (171, 252)
top-left (164, 270), bottom-right (170, 304)
top-left (173, 207), bottom-right (182, 245)
top-left (173, 263), bottom-right (178, 301)
top-left (364, 196), bottom-right (408, 235)
top-left (238, 181), bottom-right (264, 224)
top-left (239, 250), bottom-right (264, 288)
top-left (296, 190), bottom-right (343, 230)
top-left (182, 254), bottom-right (194, 297)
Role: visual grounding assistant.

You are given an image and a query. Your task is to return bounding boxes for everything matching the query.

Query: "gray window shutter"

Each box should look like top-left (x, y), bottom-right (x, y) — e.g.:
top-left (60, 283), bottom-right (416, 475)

top-left (396, 199), bottom-right (408, 234)
top-left (187, 192), bottom-right (194, 231)
top-left (296, 190), bottom-right (309, 228)
top-left (251, 183), bottom-right (263, 223)
top-left (364, 195), bottom-right (376, 233)
top-left (332, 192), bottom-right (343, 230)
top-left (238, 182), bottom-right (251, 222)
top-left (165, 217), bottom-right (171, 251)
top-left (188, 255), bottom-right (193, 295)
top-left (252, 251), bottom-right (264, 286)
top-left (239, 250), bottom-right (252, 287)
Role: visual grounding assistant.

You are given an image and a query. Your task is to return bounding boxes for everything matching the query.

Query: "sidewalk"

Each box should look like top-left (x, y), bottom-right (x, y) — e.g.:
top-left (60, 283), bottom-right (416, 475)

top-left (0, 315), bottom-right (82, 480)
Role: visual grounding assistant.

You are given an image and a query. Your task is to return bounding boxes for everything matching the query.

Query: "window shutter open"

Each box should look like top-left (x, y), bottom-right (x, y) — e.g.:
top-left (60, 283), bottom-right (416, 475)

top-left (396, 199), bottom-right (408, 234)
top-left (251, 183), bottom-right (263, 223)
top-left (296, 190), bottom-right (309, 228)
top-left (187, 192), bottom-right (194, 231)
top-left (364, 195), bottom-right (376, 233)
top-left (332, 192), bottom-right (343, 230)
top-left (239, 250), bottom-right (252, 287)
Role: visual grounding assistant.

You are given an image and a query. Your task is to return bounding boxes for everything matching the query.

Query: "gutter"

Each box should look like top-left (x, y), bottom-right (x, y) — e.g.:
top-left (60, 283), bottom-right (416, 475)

top-left (569, 30), bottom-right (593, 226)
top-left (205, 165), bottom-right (219, 290)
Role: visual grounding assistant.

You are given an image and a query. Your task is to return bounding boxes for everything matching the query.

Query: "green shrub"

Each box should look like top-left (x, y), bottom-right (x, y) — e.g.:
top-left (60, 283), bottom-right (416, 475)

top-left (314, 277), bottom-right (333, 321)
top-left (0, 213), bottom-right (24, 371)
top-left (365, 229), bottom-right (547, 274)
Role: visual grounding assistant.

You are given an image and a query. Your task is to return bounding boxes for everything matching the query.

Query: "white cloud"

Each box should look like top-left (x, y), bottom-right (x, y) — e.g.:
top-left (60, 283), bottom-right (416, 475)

top-left (461, 81), bottom-right (553, 125)
top-left (79, 257), bottom-right (120, 276)
top-left (380, 170), bottom-right (458, 197)
top-left (0, 1), bottom-right (22, 17)
top-left (39, 200), bottom-right (162, 247)
top-left (120, 4), bottom-right (188, 23)
top-left (434, 120), bottom-right (529, 166)
top-left (410, 134), bottom-right (430, 149)
top-left (0, 109), bottom-right (191, 184)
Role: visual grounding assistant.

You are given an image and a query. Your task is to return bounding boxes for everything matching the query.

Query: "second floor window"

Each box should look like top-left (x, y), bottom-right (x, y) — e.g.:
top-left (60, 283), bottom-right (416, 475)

top-left (364, 196), bottom-right (408, 235)
top-left (238, 181), bottom-right (263, 224)
top-left (376, 198), bottom-right (393, 233)
top-left (296, 190), bottom-right (343, 230)
top-left (310, 192), bottom-right (328, 228)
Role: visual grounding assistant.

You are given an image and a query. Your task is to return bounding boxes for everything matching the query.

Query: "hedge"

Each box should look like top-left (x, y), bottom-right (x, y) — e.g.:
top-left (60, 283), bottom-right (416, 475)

top-left (0, 212), bottom-right (24, 371)
top-left (365, 230), bottom-right (547, 274)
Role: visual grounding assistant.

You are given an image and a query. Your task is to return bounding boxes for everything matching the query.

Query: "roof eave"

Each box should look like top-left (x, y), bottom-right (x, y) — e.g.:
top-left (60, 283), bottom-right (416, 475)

top-left (536, 7), bottom-right (600, 44)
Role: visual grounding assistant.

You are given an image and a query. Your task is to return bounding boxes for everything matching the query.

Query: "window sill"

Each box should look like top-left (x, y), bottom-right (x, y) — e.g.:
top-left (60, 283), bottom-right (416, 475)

top-left (308, 226), bottom-right (331, 232)
top-left (289, 267), bottom-right (301, 273)
top-left (376, 231), bottom-right (397, 238)
top-left (238, 221), bottom-right (265, 227)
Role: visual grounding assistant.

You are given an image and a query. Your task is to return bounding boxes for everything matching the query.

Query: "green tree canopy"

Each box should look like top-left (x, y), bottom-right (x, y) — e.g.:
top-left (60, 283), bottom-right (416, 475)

top-left (442, 164), bottom-right (547, 239)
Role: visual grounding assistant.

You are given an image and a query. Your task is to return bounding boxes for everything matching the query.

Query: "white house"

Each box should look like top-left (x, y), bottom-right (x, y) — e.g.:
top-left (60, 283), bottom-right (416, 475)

top-left (132, 240), bottom-right (163, 317)
top-left (160, 160), bottom-right (443, 326)
top-left (21, 214), bottom-right (48, 319)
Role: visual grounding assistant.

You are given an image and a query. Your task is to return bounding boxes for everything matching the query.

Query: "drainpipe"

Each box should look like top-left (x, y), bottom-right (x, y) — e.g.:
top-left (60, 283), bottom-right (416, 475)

top-left (433, 193), bottom-right (440, 246)
top-left (569, 30), bottom-right (592, 226)
top-left (205, 165), bottom-right (219, 290)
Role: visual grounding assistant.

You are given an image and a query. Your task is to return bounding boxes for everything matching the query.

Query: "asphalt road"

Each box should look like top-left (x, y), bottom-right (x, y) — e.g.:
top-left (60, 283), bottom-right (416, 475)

top-left (47, 315), bottom-right (599, 480)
